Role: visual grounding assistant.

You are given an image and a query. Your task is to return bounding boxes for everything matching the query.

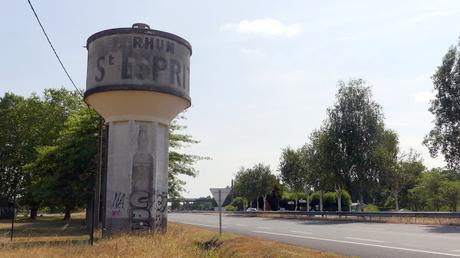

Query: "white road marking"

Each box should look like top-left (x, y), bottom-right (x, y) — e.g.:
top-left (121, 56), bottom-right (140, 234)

top-left (345, 237), bottom-right (385, 243)
top-left (290, 230), bottom-right (313, 235)
top-left (252, 230), bottom-right (460, 257)
top-left (235, 224), bottom-right (247, 227)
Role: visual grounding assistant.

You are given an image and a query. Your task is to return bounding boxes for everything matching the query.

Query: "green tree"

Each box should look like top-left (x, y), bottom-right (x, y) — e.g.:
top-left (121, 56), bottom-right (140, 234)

top-left (326, 79), bottom-right (385, 205)
top-left (25, 108), bottom-right (99, 220)
top-left (0, 93), bottom-right (25, 201)
top-left (253, 164), bottom-right (276, 211)
top-left (302, 130), bottom-right (332, 212)
top-left (230, 197), bottom-right (246, 211)
top-left (233, 164), bottom-right (276, 210)
top-left (375, 130), bottom-right (400, 210)
top-left (168, 117), bottom-right (208, 199)
top-left (279, 148), bottom-right (305, 210)
top-left (441, 181), bottom-right (460, 211)
top-left (233, 167), bottom-right (258, 210)
top-left (390, 151), bottom-right (425, 210)
top-left (0, 89), bottom-right (83, 218)
top-left (23, 89), bottom-right (83, 218)
top-left (410, 169), bottom-right (447, 211)
top-left (424, 44), bottom-right (460, 171)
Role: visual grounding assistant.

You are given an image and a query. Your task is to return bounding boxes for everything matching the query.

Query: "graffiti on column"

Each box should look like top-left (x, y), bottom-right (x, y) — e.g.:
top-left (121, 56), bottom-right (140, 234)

top-left (111, 192), bottom-right (126, 217)
top-left (130, 125), bottom-right (154, 230)
top-left (112, 192), bottom-right (126, 209)
top-left (153, 191), bottom-right (168, 232)
top-left (130, 191), bottom-right (150, 228)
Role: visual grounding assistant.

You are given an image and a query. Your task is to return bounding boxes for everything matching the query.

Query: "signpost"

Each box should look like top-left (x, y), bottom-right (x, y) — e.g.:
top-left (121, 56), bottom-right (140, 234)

top-left (10, 194), bottom-right (16, 242)
top-left (210, 187), bottom-right (231, 235)
top-left (90, 189), bottom-right (95, 246)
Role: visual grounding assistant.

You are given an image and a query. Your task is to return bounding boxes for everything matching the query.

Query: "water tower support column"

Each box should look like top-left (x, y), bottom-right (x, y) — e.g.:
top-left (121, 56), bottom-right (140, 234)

top-left (104, 120), bottom-right (169, 233)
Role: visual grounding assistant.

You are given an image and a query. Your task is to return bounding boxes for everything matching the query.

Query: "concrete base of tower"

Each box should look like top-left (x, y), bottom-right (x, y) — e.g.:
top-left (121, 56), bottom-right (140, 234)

top-left (103, 119), bottom-right (169, 235)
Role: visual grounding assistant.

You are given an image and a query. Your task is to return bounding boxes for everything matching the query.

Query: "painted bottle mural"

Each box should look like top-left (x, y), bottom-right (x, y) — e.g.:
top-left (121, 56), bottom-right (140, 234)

top-left (130, 125), bottom-right (154, 230)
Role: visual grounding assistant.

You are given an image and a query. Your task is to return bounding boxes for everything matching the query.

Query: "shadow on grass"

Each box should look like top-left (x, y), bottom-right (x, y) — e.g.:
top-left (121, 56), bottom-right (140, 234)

top-left (0, 238), bottom-right (90, 249)
top-left (228, 214), bottom-right (405, 226)
top-left (0, 216), bottom-right (87, 239)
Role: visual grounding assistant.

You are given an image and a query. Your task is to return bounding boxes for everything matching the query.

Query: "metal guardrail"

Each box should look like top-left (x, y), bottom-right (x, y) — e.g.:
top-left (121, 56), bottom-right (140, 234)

top-left (234, 211), bottom-right (460, 218)
top-left (173, 210), bottom-right (460, 218)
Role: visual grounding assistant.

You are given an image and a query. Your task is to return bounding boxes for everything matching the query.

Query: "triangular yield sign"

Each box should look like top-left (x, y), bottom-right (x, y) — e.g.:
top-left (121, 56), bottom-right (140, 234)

top-left (210, 187), bottom-right (231, 207)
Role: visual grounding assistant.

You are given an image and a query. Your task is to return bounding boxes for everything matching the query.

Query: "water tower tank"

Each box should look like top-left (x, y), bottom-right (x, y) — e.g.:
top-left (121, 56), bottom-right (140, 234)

top-left (85, 23), bottom-right (191, 124)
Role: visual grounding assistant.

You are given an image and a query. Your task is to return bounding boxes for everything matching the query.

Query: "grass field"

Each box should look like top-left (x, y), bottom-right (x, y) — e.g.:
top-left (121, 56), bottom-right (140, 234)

top-left (0, 215), bottom-right (347, 258)
top-left (0, 213), bottom-right (88, 244)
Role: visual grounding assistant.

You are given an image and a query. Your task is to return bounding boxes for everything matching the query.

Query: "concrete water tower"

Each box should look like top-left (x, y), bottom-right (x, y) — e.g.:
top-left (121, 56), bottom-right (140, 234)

top-left (85, 23), bottom-right (191, 233)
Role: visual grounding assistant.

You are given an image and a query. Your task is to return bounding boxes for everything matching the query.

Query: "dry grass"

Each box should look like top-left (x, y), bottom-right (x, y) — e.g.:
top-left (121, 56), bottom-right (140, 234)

top-left (0, 215), bottom-right (347, 258)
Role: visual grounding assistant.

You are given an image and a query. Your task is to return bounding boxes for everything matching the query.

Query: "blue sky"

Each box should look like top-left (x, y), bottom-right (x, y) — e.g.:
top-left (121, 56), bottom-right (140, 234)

top-left (2, 1), bottom-right (459, 197)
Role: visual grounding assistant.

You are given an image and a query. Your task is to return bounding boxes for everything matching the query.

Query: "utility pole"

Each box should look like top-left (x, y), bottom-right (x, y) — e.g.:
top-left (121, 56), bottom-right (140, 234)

top-left (230, 179), bottom-right (234, 203)
top-left (101, 124), bottom-right (109, 237)
top-left (94, 117), bottom-right (103, 229)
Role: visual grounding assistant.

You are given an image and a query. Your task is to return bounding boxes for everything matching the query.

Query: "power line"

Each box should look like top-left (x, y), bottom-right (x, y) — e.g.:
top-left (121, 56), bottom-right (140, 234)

top-left (26, 0), bottom-right (83, 97)
top-left (27, 2), bottom-right (104, 223)
top-left (26, 0), bottom-right (101, 127)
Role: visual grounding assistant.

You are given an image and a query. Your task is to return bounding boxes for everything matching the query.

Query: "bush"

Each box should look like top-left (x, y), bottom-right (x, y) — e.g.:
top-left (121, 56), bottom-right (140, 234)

top-left (364, 204), bottom-right (380, 212)
top-left (384, 195), bottom-right (395, 209)
top-left (310, 191), bottom-right (352, 211)
top-left (224, 205), bottom-right (237, 211)
top-left (230, 197), bottom-right (245, 211)
top-left (281, 191), bottom-right (307, 200)
top-left (323, 192), bottom-right (336, 210)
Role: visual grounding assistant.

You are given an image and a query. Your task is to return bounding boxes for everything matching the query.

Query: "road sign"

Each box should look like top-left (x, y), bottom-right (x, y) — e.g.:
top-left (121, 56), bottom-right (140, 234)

top-left (210, 187), bottom-right (231, 235)
top-left (210, 188), bottom-right (231, 207)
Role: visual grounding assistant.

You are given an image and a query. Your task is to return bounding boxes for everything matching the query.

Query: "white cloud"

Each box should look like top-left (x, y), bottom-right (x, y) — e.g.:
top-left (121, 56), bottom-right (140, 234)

top-left (414, 91), bottom-right (435, 103)
top-left (386, 10), bottom-right (459, 31)
top-left (221, 18), bottom-right (301, 38)
top-left (336, 9), bottom-right (460, 41)
top-left (239, 48), bottom-right (268, 57)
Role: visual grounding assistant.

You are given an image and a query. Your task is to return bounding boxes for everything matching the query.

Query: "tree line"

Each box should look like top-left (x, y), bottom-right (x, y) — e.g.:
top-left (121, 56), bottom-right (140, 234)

top-left (230, 42), bottom-right (460, 212)
top-left (0, 88), bottom-right (203, 219)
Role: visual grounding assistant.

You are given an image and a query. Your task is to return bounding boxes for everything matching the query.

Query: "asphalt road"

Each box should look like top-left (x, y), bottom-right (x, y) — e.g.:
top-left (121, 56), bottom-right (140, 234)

top-left (169, 213), bottom-right (460, 258)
